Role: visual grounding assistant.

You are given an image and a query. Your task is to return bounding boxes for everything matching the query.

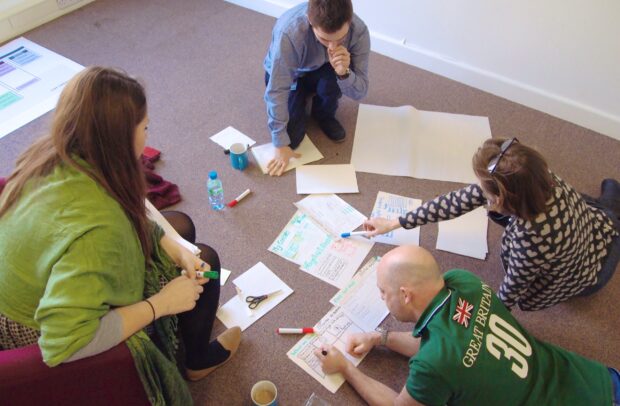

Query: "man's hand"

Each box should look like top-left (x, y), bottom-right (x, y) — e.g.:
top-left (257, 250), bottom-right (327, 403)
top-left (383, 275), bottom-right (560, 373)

top-left (363, 217), bottom-right (401, 237)
top-left (267, 145), bottom-right (301, 176)
top-left (346, 332), bottom-right (380, 357)
top-left (314, 344), bottom-right (351, 375)
top-left (328, 45), bottom-right (351, 76)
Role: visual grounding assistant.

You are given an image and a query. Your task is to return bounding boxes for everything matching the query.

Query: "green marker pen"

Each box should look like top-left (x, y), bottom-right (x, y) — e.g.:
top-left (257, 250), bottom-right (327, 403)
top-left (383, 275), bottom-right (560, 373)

top-left (197, 270), bottom-right (219, 279)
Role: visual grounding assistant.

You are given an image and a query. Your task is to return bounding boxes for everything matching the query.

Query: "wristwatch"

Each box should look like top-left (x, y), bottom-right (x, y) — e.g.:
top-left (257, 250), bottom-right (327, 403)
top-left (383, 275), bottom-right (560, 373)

top-left (375, 327), bottom-right (389, 346)
top-left (337, 68), bottom-right (351, 80)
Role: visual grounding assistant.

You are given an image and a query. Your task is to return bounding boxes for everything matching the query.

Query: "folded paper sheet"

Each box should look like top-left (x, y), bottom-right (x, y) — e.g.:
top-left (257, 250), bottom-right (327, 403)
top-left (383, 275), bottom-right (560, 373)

top-left (352, 104), bottom-right (492, 184)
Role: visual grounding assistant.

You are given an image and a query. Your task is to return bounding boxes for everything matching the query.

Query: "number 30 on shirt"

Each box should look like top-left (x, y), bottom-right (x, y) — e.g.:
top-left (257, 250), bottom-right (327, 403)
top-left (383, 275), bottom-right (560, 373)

top-left (485, 314), bottom-right (532, 378)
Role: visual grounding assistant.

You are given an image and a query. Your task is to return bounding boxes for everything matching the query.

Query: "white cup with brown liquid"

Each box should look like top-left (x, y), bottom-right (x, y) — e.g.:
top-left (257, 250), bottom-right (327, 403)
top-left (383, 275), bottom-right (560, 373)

top-left (251, 380), bottom-right (278, 406)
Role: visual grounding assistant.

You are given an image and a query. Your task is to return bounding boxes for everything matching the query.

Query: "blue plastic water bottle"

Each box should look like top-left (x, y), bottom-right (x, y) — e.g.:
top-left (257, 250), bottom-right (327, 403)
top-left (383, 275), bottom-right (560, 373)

top-left (207, 171), bottom-right (225, 210)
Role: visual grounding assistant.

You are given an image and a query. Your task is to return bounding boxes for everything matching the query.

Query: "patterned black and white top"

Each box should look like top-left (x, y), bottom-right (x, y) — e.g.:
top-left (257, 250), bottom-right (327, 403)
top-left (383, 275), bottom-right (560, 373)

top-left (399, 173), bottom-right (618, 311)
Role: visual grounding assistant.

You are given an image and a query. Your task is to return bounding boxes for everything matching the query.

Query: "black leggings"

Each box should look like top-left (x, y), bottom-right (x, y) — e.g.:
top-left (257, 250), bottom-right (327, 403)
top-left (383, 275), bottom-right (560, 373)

top-left (162, 211), bottom-right (221, 370)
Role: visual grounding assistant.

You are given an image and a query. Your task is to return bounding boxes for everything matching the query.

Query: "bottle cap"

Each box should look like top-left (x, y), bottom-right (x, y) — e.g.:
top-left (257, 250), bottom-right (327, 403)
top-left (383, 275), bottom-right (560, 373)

top-left (209, 170), bottom-right (218, 180)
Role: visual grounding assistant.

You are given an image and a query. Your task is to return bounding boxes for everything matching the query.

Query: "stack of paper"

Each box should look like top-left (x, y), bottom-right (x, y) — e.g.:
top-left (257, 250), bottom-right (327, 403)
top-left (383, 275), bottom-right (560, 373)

top-left (216, 262), bottom-right (293, 331)
top-left (294, 194), bottom-right (366, 236)
top-left (251, 135), bottom-right (323, 174)
top-left (370, 191), bottom-right (422, 246)
top-left (436, 207), bottom-right (488, 260)
top-left (351, 104), bottom-right (492, 184)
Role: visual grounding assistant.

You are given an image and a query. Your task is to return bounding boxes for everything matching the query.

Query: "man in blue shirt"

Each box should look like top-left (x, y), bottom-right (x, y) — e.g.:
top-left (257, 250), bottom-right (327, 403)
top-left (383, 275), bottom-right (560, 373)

top-left (263, 0), bottom-right (370, 176)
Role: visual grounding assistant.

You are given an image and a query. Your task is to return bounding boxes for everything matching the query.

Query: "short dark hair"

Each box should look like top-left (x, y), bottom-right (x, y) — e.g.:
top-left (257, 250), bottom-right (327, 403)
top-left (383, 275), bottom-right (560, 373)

top-left (308, 0), bottom-right (353, 33)
top-left (473, 138), bottom-right (554, 221)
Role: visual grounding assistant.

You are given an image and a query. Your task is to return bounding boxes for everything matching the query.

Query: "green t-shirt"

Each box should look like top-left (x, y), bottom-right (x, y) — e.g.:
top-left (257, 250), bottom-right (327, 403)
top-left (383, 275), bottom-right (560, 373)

top-left (406, 270), bottom-right (612, 406)
top-left (0, 162), bottom-right (145, 366)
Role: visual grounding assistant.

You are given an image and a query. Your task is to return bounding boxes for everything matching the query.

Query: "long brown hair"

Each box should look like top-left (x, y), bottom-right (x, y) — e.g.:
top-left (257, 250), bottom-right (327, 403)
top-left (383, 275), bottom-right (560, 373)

top-left (0, 66), bottom-right (151, 259)
top-left (473, 138), bottom-right (554, 221)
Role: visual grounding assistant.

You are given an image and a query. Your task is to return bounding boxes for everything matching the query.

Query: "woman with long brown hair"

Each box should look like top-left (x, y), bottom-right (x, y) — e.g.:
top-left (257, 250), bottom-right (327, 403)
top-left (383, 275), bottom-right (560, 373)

top-left (364, 138), bottom-right (620, 311)
top-left (0, 67), bottom-right (241, 404)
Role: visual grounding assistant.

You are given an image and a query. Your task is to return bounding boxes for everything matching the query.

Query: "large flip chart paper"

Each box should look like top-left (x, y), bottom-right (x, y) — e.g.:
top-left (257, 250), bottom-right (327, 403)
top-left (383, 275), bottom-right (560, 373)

top-left (352, 104), bottom-right (491, 184)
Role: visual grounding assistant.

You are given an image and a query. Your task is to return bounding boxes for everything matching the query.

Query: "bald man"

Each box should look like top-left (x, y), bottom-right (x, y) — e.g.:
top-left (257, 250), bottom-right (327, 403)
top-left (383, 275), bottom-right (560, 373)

top-left (315, 246), bottom-right (619, 406)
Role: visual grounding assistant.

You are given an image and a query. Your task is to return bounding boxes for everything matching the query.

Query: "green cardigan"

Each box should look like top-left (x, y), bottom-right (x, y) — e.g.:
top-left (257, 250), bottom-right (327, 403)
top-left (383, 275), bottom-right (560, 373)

top-left (0, 161), bottom-right (191, 405)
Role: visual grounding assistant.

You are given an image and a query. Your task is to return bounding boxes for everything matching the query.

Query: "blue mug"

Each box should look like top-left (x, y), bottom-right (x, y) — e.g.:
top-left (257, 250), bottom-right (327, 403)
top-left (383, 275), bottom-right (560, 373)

top-left (229, 142), bottom-right (249, 170)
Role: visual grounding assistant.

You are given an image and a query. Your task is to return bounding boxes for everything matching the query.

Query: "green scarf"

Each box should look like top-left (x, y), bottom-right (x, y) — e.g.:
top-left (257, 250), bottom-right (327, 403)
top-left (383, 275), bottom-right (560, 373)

top-left (125, 224), bottom-right (193, 406)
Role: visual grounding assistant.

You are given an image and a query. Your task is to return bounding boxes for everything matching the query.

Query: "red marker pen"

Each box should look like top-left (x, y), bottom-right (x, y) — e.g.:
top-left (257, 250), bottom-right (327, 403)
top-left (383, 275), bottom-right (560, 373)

top-left (276, 327), bottom-right (315, 334)
top-left (227, 188), bottom-right (251, 207)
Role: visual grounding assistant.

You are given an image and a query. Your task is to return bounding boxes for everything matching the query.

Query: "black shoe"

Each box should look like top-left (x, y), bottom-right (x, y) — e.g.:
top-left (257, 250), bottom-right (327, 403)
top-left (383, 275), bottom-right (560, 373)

top-left (317, 117), bottom-right (346, 142)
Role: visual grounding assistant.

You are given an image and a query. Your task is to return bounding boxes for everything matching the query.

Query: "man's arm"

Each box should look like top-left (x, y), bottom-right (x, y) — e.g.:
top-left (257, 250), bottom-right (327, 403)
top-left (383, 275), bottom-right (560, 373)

top-left (316, 345), bottom-right (424, 406)
top-left (337, 23), bottom-right (370, 100)
top-left (347, 331), bottom-right (420, 358)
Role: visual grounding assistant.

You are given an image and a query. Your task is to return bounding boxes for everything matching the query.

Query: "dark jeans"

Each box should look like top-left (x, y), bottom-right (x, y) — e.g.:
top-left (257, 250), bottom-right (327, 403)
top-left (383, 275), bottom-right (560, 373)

top-left (265, 63), bottom-right (342, 149)
top-left (162, 211), bottom-right (221, 370)
top-left (610, 367), bottom-right (620, 406)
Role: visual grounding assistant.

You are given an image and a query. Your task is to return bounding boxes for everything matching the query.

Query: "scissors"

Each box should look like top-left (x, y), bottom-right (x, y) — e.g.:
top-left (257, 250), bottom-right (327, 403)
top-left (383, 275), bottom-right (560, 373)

top-left (245, 290), bottom-right (282, 309)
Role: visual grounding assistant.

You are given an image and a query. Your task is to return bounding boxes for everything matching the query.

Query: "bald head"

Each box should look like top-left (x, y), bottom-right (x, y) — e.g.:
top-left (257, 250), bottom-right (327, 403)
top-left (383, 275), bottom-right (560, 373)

top-left (379, 245), bottom-right (443, 291)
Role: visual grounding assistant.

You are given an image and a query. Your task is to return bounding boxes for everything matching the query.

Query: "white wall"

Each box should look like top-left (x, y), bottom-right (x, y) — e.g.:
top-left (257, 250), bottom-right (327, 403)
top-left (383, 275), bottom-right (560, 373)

top-left (227, 0), bottom-right (620, 141)
top-left (0, 0), bottom-right (94, 44)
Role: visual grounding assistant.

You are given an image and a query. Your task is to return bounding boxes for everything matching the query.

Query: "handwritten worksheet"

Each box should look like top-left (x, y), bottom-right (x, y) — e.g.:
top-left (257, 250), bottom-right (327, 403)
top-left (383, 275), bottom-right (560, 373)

top-left (269, 211), bottom-right (373, 288)
top-left (294, 194), bottom-right (366, 237)
top-left (370, 191), bottom-right (422, 246)
top-left (330, 257), bottom-right (388, 331)
top-left (287, 306), bottom-right (366, 393)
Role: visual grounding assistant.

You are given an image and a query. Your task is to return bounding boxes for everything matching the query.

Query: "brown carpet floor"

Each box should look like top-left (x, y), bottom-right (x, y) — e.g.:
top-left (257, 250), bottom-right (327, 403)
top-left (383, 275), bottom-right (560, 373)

top-left (1, 0), bottom-right (619, 404)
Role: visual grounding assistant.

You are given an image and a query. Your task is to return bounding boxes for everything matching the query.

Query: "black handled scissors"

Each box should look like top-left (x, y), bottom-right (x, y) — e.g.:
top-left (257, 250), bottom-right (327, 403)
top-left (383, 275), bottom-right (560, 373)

top-left (245, 290), bottom-right (282, 309)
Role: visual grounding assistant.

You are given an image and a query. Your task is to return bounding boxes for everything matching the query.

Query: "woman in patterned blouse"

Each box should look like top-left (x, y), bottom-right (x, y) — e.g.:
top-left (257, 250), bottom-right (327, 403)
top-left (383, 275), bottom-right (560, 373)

top-left (364, 138), bottom-right (620, 311)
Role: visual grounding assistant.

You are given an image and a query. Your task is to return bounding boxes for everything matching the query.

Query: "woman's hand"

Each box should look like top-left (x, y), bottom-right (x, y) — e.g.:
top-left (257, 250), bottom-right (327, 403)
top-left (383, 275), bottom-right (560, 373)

top-left (363, 217), bottom-right (401, 237)
top-left (149, 275), bottom-right (203, 317)
top-left (178, 248), bottom-right (211, 286)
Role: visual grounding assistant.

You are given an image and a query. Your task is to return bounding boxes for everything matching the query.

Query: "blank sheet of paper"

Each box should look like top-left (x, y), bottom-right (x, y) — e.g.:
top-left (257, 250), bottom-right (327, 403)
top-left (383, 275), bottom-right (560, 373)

top-left (352, 104), bottom-right (491, 184)
top-left (251, 135), bottom-right (323, 174)
top-left (216, 262), bottom-right (293, 331)
top-left (209, 126), bottom-right (256, 150)
top-left (296, 164), bottom-right (359, 194)
top-left (436, 207), bottom-right (488, 260)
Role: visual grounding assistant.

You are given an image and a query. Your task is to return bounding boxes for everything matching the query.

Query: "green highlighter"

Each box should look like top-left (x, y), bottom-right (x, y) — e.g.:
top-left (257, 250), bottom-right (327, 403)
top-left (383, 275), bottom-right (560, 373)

top-left (196, 270), bottom-right (219, 279)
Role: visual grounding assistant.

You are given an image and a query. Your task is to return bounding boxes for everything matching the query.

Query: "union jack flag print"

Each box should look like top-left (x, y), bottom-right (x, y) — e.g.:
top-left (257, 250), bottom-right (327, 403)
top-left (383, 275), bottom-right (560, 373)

top-left (452, 298), bottom-right (474, 328)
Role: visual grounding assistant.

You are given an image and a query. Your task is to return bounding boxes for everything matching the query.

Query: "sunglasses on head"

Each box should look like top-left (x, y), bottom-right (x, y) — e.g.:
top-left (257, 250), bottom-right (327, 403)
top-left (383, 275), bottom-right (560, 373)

top-left (487, 138), bottom-right (518, 174)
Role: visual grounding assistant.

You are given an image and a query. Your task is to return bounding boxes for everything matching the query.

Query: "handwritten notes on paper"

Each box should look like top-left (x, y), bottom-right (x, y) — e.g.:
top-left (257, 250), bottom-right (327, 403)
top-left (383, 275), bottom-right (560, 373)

top-left (330, 257), bottom-right (388, 331)
top-left (287, 307), bottom-right (366, 393)
top-left (269, 209), bottom-right (373, 289)
top-left (370, 191), bottom-right (422, 246)
top-left (295, 194), bottom-right (366, 237)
